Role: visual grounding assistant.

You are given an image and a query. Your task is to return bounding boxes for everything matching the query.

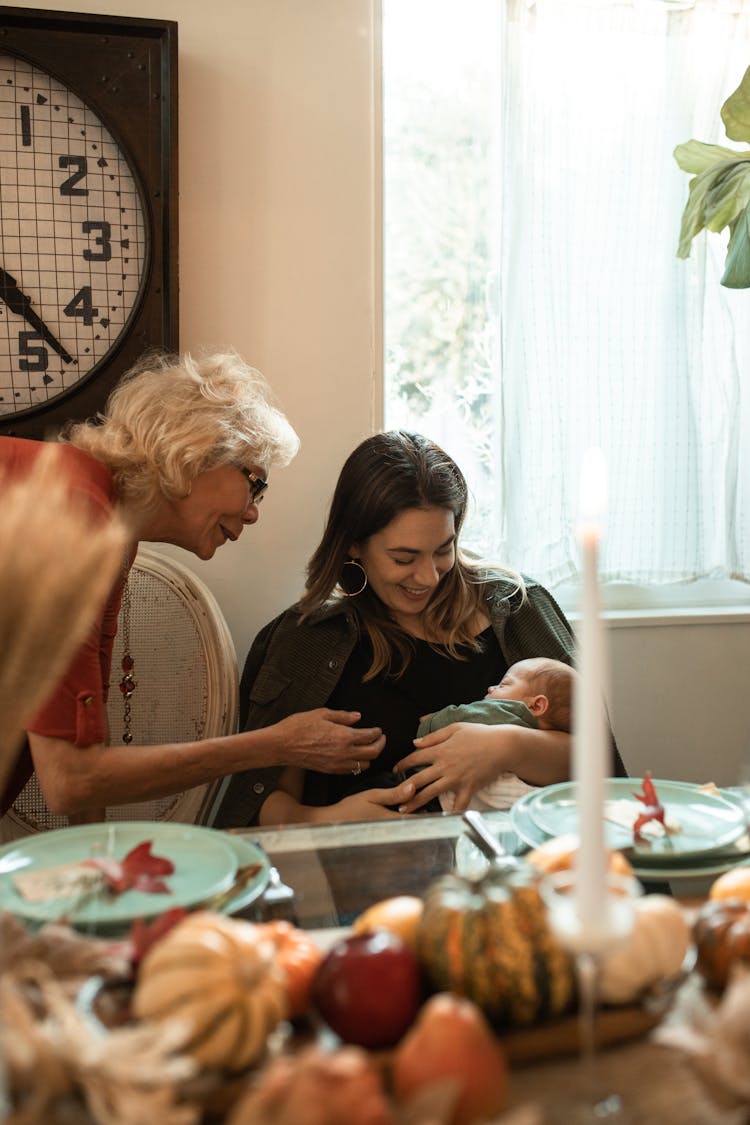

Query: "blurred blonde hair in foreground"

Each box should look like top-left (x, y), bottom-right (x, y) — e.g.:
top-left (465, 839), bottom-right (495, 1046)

top-left (0, 444), bottom-right (126, 793)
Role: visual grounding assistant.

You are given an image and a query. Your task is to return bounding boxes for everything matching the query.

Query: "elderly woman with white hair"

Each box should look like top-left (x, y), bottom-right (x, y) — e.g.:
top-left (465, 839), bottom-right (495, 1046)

top-left (0, 351), bottom-right (390, 822)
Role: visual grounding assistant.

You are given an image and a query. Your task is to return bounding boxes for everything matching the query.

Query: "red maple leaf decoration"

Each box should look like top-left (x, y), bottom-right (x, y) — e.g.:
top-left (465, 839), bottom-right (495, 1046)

top-left (127, 907), bottom-right (190, 966)
top-left (83, 840), bottom-right (175, 895)
top-left (632, 770), bottom-right (665, 843)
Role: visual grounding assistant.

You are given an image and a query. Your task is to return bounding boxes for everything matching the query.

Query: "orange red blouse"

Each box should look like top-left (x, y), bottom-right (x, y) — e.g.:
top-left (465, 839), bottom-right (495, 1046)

top-left (0, 436), bottom-right (129, 812)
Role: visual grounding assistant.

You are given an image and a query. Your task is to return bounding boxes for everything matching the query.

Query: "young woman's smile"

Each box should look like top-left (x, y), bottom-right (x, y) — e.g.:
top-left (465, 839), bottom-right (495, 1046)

top-left (353, 506), bottom-right (456, 633)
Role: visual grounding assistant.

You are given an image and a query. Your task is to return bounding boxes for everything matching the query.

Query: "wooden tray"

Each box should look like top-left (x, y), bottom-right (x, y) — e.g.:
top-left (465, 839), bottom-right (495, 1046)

top-left (501, 1002), bottom-right (662, 1065)
top-left (85, 974), bottom-right (663, 1067)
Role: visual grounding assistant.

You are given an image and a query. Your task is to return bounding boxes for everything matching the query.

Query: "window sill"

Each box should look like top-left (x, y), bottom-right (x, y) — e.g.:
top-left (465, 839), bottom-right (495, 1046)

top-left (566, 605), bottom-right (750, 628)
top-left (553, 579), bottom-right (750, 627)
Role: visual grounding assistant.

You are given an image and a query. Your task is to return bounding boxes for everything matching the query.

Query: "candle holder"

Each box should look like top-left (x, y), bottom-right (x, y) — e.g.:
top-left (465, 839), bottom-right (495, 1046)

top-left (539, 868), bottom-right (643, 1123)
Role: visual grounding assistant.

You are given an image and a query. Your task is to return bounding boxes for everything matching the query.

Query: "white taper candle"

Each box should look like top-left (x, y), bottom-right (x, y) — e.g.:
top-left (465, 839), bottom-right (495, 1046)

top-left (573, 447), bottom-right (609, 931)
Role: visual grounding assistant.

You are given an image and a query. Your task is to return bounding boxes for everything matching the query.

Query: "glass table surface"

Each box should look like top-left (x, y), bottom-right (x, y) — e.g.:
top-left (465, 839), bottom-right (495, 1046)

top-left (234, 805), bottom-right (713, 930)
top-left (234, 810), bottom-right (519, 929)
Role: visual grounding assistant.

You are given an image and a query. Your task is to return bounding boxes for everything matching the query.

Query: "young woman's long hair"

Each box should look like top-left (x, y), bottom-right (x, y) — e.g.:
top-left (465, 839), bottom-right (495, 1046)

top-left (299, 430), bottom-right (522, 678)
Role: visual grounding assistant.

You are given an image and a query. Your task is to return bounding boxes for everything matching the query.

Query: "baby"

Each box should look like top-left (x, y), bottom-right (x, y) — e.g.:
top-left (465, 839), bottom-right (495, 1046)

top-left (416, 657), bottom-right (576, 813)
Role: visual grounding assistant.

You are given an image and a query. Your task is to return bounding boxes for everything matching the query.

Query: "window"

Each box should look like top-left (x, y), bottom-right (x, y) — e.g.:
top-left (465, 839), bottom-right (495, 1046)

top-left (383, 0), bottom-right (750, 606)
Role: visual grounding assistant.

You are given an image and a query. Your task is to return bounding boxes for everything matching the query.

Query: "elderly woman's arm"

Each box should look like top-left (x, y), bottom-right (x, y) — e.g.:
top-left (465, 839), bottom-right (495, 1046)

top-left (394, 723), bottom-right (572, 814)
top-left (28, 708), bottom-right (385, 816)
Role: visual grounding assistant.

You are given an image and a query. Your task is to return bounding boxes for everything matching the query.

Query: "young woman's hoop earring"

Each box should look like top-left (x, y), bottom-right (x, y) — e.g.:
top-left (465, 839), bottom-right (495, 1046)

top-left (342, 559), bottom-right (368, 597)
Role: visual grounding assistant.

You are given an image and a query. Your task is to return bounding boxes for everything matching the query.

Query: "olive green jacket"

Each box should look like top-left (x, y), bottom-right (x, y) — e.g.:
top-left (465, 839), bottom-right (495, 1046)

top-left (214, 575), bottom-right (623, 828)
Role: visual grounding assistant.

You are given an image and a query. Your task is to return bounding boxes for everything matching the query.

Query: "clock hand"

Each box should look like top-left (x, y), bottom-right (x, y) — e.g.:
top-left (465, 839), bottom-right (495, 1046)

top-left (0, 267), bottom-right (74, 364)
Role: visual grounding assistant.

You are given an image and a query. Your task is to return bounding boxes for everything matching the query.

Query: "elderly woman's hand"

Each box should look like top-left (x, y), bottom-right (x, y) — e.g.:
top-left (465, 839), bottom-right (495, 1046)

top-left (394, 723), bottom-right (519, 814)
top-left (273, 708), bottom-right (386, 774)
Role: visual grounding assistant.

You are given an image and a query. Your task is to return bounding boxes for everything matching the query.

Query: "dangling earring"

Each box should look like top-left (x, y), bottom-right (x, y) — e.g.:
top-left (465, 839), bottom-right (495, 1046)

top-left (341, 558), bottom-right (368, 597)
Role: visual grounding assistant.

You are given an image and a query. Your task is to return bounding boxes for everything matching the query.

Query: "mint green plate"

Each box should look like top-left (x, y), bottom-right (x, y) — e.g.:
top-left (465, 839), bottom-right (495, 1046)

top-left (0, 821), bottom-right (239, 926)
top-left (525, 778), bottom-right (746, 860)
top-left (510, 789), bottom-right (750, 882)
top-left (216, 834), bottom-right (271, 917)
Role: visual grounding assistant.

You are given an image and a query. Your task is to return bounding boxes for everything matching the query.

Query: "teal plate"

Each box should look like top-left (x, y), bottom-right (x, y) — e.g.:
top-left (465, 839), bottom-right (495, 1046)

top-left (525, 778), bottom-right (746, 860)
top-left (217, 834), bottom-right (271, 917)
top-left (510, 788), bottom-right (575, 855)
top-left (0, 821), bottom-right (239, 926)
top-left (510, 790), bottom-right (750, 883)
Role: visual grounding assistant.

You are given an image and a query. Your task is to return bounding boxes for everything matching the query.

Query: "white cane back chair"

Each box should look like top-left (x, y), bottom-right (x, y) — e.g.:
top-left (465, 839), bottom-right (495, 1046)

top-left (2, 545), bottom-right (239, 840)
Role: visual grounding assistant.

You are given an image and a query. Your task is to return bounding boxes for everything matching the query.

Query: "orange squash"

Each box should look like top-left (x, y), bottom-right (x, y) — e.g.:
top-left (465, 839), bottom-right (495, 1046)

top-left (352, 896), bottom-right (424, 951)
top-left (708, 866), bottom-right (750, 904)
top-left (527, 833), bottom-right (633, 878)
top-left (257, 920), bottom-right (323, 1019)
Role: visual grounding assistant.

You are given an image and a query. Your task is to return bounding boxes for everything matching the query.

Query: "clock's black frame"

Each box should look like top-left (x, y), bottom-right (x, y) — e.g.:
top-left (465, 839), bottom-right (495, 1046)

top-left (0, 6), bottom-right (178, 438)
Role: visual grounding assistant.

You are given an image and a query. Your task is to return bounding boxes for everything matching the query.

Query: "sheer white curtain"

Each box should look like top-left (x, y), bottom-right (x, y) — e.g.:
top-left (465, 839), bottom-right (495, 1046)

top-left (383, 0), bottom-right (750, 587)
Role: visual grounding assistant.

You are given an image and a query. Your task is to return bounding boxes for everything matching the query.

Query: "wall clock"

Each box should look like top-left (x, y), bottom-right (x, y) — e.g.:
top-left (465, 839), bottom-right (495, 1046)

top-left (0, 7), bottom-right (177, 438)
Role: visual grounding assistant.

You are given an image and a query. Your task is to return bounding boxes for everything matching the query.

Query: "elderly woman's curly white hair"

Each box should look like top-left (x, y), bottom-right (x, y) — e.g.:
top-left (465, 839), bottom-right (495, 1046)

top-left (66, 350), bottom-right (300, 511)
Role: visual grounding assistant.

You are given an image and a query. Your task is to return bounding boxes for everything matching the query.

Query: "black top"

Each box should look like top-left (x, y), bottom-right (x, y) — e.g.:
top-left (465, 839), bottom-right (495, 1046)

top-left (302, 626), bottom-right (507, 807)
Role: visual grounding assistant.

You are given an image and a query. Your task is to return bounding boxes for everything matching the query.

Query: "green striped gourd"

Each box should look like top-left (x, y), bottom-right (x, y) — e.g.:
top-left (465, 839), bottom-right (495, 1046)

top-left (415, 865), bottom-right (575, 1029)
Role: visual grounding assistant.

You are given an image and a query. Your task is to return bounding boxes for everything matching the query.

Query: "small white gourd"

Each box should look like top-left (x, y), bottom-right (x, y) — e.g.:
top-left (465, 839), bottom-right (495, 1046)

top-left (132, 911), bottom-right (288, 1071)
top-left (598, 895), bottom-right (690, 1005)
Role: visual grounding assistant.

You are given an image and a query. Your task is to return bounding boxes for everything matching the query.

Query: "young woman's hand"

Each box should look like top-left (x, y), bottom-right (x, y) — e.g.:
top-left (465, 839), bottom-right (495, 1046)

top-left (395, 723), bottom-right (571, 814)
top-left (394, 723), bottom-right (520, 813)
top-left (324, 779), bottom-right (416, 822)
top-left (272, 708), bottom-right (386, 774)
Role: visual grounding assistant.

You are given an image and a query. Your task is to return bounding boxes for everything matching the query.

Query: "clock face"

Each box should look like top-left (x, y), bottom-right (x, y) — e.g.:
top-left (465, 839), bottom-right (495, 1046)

top-left (0, 52), bottom-right (149, 419)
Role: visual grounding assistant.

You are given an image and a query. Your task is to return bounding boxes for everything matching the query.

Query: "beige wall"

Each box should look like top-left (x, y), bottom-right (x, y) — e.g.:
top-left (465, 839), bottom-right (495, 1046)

top-left (10, 0), bottom-right (750, 785)
top-left (606, 615), bottom-right (750, 786)
top-left (10, 0), bottom-right (382, 660)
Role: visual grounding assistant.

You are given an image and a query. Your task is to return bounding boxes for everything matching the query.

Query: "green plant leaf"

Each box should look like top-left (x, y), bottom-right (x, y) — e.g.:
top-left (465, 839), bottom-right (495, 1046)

top-left (721, 204), bottom-right (750, 287)
top-left (705, 159), bottom-right (750, 231)
top-left (673, 139), bottom-right (743, 174)
top-left (677, 178), bottom-right (711, 257)
top-left (676, 157), bottom-right (750, 257)
top-left (675, 66), bottom-right (750, 282)
top-left (722, 66), bottom-right (750, 143)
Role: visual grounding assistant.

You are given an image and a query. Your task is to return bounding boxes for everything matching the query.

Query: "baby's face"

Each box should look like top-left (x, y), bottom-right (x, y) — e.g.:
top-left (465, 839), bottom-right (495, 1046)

top-left (485, 665), bottom-right (535, 705)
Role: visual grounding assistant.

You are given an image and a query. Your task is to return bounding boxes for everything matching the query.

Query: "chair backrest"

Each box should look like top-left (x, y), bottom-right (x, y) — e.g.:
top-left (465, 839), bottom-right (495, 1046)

top-left (1, 545), bottom-right (239, 839)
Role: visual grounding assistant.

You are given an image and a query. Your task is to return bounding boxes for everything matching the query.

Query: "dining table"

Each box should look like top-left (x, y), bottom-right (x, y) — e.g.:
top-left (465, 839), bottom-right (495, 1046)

top-left (233, 807), bottom-right (749, 1125)
top-left (1, 798), bottom-right (747, 1124)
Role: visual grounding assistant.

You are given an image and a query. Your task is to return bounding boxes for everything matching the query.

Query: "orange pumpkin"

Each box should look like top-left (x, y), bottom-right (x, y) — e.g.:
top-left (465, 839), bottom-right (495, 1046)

top-left (352, 896), bottom-right (424, 951)
top-left (258, 920), bottom-right (324, 1019)
top-left (527, 833), bottom-right (633, 878)
top-left (708, 866), bottom-right (750, 903)
top-left (693, 899), bottom-right (750, 991)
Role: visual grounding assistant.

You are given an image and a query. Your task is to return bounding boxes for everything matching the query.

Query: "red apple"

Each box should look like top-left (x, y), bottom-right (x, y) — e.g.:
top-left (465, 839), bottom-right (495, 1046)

top-left (311, 930), bottom-right (422, 1049)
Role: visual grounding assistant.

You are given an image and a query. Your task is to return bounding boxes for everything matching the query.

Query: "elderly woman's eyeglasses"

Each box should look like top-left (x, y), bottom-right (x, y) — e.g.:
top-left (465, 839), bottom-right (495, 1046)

top-left (240, 467), bottom-right (268, 506)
